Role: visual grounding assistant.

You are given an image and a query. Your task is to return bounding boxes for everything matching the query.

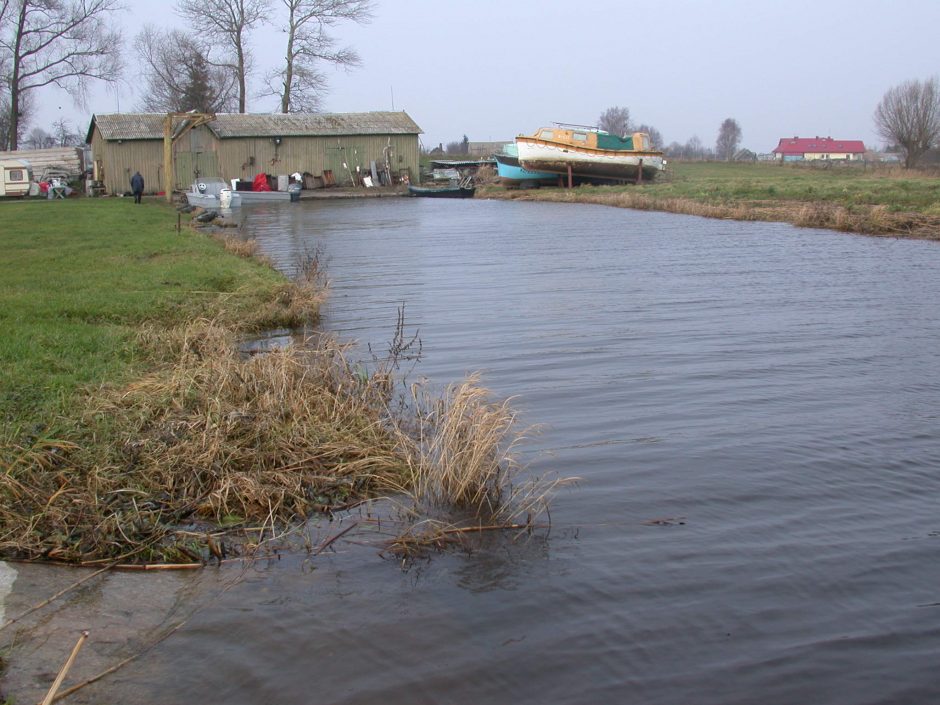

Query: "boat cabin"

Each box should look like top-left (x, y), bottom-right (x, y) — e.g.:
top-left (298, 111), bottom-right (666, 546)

top-left (0, 159), bottom-right (33, 197)
top-left (529, 128), bottom-right (655, 153)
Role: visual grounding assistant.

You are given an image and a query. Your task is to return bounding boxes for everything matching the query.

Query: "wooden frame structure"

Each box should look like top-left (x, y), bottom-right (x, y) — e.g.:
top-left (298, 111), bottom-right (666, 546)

top-left (162, 112), bottom-right (216, 202)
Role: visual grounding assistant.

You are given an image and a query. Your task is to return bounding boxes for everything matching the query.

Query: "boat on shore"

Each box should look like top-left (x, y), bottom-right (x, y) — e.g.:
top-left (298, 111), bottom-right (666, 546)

top-left (494, 144), bottom-right (557, 189)
top-left (186, 177), bottom-right (302, 207)
top-left (236, 185), bottom-right (301, 203)
top-left (185, 178), bottom-right (241, 208)
top-left (408, 176), bottom-right (475, 198)
top-left (516, 125), bottom-right (665, 182)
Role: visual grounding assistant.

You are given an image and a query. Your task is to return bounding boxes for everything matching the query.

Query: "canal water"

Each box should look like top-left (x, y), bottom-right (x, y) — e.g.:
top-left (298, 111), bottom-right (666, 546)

top-left (4, 198), bottom-right (940, 703)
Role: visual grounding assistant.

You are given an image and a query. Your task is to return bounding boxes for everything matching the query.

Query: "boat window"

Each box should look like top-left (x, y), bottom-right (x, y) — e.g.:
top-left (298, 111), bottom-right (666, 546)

top-left (572, 132), bottom-right (588, 142)
top-left (8, 169), bottom-right (23, 181)
top-left (538, 130), bottom-right (554, 140)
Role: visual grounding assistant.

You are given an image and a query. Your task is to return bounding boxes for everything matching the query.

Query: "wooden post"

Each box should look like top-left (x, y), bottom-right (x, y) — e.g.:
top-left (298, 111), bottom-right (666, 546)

top-left (567, 163), bottom-right (573, 189)
top-left (163, 115), bottom-right (173, 202)
top-left (162, 112), bottom-right (217, 203)
top-left (636, 158), bottom-right (644, 185)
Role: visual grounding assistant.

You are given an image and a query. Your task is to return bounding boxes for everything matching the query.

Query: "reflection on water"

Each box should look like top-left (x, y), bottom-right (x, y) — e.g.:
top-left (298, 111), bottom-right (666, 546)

top-left (5, 198), bottom-right (940, 704)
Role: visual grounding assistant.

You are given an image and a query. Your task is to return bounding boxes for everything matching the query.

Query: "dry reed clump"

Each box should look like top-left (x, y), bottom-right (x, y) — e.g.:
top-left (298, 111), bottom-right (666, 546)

top-left (382, 374), bottom-right (568, 557)
top-left (216, 234), bottom-right (261, 260)
top-left (0, 319), bottom-right (410, 563)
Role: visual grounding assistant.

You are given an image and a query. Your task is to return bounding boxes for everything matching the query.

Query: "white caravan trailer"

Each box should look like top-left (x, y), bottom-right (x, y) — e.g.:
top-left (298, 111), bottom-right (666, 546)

top-left (0, 159), bottom-right (33, 197)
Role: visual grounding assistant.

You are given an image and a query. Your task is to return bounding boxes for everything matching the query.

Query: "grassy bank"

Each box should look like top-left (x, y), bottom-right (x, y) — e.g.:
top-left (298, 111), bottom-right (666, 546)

top-left (480, 161), bottom-right (940, 238)
top-left (0, 199), bottom-right (550, 565)
top-left (1, 199), bottom-right (311, 435)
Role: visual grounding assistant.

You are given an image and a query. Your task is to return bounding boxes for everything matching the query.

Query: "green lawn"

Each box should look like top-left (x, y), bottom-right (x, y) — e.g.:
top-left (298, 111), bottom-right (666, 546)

top-left (0, 198), bottom-right (291, 435)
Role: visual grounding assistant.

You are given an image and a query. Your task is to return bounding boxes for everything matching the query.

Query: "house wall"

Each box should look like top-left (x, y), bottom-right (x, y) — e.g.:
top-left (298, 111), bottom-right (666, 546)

top-left (803, 152), bottom-right (860, 161)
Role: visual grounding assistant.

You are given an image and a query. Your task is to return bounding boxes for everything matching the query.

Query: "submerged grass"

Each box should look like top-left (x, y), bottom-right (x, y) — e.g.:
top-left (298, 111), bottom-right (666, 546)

top-left (480, 161), bottom-right (940, 238)
top-left (0, 200), bottom-right (558, 564)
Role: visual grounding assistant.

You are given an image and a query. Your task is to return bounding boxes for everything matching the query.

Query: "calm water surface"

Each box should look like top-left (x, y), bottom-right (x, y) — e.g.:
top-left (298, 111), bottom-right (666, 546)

top-left (8, 198), bottom-right (940, 704)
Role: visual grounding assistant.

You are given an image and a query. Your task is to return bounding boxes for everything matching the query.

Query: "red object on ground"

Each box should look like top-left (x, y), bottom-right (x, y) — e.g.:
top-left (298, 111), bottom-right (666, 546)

top-left (252, 174), bottom-right (271, 192)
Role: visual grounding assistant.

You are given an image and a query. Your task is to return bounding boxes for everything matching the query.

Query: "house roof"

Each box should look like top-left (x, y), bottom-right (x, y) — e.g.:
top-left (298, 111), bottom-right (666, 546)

top-left (773, 136), bottom-right (866, 155)
top-left (88, 111), bottom-right (422, 143)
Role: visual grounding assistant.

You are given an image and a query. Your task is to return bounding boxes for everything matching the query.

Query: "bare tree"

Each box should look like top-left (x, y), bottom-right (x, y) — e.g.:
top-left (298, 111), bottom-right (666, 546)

top-left (665, 135), bottom-right (714, 161)
top-left (715, 117), bottom-right (742, 161)
top-left (874, 77), bottom-right (940, 169)
top-left (176, 0), bottom-right (268, 113)
top-left (135, 25), bottom-right (237, 113)
top-left (51, 117), bottom-right (81, 146)
top-left (0, 86), bottom-right (31, 150)
top-left (598, 106), bottom-right (631, 136)
top-left (1, 0), bottom-right (123, 150)
top-left (24, 125), bottom-right (55, 148)
top-left (266, 0), bottom-right (372, 114)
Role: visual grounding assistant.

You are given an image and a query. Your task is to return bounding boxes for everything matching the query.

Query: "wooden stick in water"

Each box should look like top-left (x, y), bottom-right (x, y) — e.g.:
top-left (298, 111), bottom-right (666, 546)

top-left (40, 630), bottom-right (89, 705)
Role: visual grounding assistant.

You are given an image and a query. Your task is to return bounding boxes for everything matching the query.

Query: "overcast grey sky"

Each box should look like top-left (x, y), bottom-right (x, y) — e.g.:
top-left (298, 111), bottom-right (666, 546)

top-left (37, 0), bottom-right (940, 152)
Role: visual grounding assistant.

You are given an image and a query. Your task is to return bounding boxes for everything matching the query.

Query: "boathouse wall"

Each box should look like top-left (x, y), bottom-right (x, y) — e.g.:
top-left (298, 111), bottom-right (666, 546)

top-left (88, 124), bottom-right (165, 196)
top-left (87, 112), bottom-right (422, 195)
top-left (215, 134), bottom-right (419, 186)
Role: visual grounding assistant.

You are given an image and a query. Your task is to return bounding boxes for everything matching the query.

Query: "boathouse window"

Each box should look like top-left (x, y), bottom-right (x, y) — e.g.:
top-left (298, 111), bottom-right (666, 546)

top-left (8, 169), bottom-right (23, 181)
top-left (538, 130), bottom-right (554, 140)
top-left (573, 132), bottom-right (588, 142)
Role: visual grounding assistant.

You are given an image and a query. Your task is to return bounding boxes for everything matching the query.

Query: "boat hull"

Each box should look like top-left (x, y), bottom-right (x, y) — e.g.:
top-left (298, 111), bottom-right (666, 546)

top-left (236, 190), bottom-right (297, 202)
top-left (408, 184), bottom-right (475, 198)
top-left (493, 154), bottom-right (557, 188)
top-left (516, 137), bottom-right (664, 181)
top-left (185, 191), bottom-right (241, 208)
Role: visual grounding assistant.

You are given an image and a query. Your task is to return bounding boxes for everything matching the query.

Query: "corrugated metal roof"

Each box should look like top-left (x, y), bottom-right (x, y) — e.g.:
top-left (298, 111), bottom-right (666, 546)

top-left (90, 111), bottom-right (422, 142)
top-left (211, 111), bottom-right (421, 137)
top-left (91, 113), bottom-right (167, 141)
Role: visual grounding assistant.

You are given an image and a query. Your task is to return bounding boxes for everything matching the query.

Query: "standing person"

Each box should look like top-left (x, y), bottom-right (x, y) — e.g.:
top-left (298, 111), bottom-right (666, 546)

top-left (130, 171), bottom-right (144, 204)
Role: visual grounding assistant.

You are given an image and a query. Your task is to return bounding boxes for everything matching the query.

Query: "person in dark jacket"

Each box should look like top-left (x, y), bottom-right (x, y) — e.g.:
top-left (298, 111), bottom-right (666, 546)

top-left (130, 171), bottom-right (144, 204)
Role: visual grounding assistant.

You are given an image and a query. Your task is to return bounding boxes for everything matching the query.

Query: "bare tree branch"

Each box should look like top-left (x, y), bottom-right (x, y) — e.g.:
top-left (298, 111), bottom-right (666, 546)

top-left (1, 0), bottom-right (124, 149)
top-left (874, 77), bottom-right (940, 168)
top-left (176, 0), bottom-right (268, 113)
top-left (264, 0), bottom-right (372, 114)
top-left (598, 106), bottom-right (631, 136)
top-left (715, 117), bottom-right (742, 161)
top-left (135, 24), bottom-right (238, 113)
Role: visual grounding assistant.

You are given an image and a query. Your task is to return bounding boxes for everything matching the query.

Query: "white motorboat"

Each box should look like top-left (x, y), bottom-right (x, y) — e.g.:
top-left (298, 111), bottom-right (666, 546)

top-left (185, 178), bottom-right (241, 208)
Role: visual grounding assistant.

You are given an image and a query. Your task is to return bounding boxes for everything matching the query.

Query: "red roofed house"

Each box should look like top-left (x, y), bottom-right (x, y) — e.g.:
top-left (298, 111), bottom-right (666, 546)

top-left (772, 136), bottom-right (866, 162)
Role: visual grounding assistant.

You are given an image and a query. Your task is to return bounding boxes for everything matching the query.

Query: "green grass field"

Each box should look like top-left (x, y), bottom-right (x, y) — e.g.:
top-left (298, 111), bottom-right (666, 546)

top-left (0, 198), bottom-right (294, 435)
top-left (660, 162), bottom-right (940, 215)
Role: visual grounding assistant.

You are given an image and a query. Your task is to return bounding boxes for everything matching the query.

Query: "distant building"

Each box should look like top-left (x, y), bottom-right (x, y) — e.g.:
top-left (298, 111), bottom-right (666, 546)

top-left (86, 111), bottom-right (422, 195)
top-left (0, 146), bottom-right (85, 180)
top-left (772, 136), bottom-right (866, 162)
top-left (467, 141), bottom-right (512, 157)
